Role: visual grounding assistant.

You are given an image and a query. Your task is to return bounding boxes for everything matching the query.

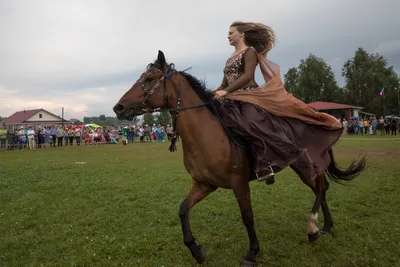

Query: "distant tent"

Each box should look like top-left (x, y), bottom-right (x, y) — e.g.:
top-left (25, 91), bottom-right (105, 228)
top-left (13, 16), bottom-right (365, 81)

top-left (85, 123), bottom-right (103, 128)
top-left (385, 115), bottom-right (400, 120)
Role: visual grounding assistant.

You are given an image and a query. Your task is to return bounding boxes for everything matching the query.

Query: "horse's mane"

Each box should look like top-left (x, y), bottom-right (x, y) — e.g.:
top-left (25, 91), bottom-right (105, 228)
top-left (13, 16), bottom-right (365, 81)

top-left (178, 71), bottom-right (221, 111)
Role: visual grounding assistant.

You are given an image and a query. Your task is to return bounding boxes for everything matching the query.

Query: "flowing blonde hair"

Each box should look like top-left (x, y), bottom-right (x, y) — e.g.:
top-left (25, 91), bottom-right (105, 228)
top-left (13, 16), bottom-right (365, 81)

top-left (230, 21), bottom-right (277, 55)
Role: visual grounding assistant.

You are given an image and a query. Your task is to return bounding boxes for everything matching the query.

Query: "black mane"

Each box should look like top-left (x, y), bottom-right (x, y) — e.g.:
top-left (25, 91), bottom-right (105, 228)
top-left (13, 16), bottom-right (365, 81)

top-left (178, 70), bottom-right (247, 150)
top-left (177, 71), bottom-right (219, 109)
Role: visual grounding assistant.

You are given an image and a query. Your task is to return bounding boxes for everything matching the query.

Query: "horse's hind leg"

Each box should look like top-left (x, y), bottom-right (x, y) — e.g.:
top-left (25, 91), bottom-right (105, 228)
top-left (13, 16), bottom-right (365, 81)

top-left (302, 173), bottom-right (335, 242)
top-left (320, 177), bottom-right (334, 234)
top-left (232, 178), bottom-right (259, 267)
top-left (306, 173), bottom-right (335, 242)
top-left (291, 153), bottom-right (335, 241)
top-left (290, 160), bottom-right (318, 241)
top-left (290, 160), bottom-right (325, 242)
top-left (178, 181), bottom-right (216, 264)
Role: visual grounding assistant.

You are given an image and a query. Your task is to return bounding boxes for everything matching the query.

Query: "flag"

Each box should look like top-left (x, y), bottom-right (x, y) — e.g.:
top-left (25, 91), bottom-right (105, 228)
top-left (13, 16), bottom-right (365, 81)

top-left (395, 87), bottom-right (398, 91)
top-left (380, 88), bottom-right (385, 96)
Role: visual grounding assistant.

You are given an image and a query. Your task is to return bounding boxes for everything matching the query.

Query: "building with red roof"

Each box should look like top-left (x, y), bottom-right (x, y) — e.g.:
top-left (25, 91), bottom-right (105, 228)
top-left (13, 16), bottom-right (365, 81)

top-left (3, 109), bottom-right (69, 126)
top-left (307, 101), bottom-right (371, 119)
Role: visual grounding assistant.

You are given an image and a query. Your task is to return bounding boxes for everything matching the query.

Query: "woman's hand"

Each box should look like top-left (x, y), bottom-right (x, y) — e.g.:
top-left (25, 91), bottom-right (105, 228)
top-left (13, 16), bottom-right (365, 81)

top-left (214, 90), bottom-right (228, 99)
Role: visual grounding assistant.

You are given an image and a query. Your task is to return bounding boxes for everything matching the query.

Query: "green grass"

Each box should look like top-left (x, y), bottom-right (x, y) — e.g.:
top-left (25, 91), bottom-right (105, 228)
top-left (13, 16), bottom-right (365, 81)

top-left (1, 137), bottom-right (400, 267)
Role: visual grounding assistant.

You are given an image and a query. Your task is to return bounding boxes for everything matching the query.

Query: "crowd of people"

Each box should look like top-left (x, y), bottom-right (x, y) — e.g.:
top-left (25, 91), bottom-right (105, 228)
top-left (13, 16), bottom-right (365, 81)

top-left (340, 116), bottom-right (399, 135)
top-left (0, 123), bottom-right (175, 151)
top-left (1, 116), bottom-right (398, 151)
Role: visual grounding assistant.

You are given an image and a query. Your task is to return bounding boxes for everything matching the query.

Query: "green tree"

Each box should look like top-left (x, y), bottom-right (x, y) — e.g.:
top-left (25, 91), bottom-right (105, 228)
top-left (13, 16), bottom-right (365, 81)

top-left (284, 54), bottom-right (342, 103)
top-left (283, 67), bottom-right (299, 95)
top-left (73, 119), bottom-right (84, 125)
top-left (143, 113), bottom-right (155, 125)
top-left (342, 48), bottom-right (400, 116)
top-left (84, 116), bottom-right (138, 126)
top-left (83, 116), bottom-right (95, 124)
top-left (155, 111), bottom-right (171, 125)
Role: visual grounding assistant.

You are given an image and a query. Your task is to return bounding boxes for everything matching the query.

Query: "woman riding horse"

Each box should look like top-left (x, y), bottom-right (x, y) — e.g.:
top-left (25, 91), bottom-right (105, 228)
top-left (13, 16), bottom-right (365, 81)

top-left (214, 21), bottom-right (344, 185)
top-left (113, 21), bottom-right (365, 267)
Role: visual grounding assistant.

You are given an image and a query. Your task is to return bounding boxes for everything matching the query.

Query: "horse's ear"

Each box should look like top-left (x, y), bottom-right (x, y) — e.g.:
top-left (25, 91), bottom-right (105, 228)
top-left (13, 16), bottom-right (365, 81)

top-left (157, 50), bottom-right (166, 69)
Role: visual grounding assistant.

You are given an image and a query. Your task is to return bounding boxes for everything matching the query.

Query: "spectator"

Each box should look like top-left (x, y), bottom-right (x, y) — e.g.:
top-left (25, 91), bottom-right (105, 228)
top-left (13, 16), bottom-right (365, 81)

top-left (56, 126), bottom-right (64, 146)
top-left (0, 126), bottom-right (7, 150)
top-left (27, 126), bottom-right (35, 149)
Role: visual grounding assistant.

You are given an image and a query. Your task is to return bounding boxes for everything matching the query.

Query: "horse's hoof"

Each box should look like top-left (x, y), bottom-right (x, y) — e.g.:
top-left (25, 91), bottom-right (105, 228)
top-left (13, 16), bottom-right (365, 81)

top-left (266, 179), bottom-right (275, 185)
top-left (241, 259), bottom-right (257, 267)
top-left (307, 231), bottom-right (319, 242)
top-left (193, 245), bottom-right (206, 264)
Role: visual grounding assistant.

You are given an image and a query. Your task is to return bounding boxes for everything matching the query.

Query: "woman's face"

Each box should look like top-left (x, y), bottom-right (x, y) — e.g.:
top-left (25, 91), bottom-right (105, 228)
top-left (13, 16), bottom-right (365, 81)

top-left (228, 26), bottom-right (243, 46)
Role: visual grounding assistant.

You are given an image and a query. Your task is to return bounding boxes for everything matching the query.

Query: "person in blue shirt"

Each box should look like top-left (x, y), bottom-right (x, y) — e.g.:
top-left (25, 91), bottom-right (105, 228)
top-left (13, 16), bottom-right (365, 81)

top-left (50, 125), bottom-right (57, 147)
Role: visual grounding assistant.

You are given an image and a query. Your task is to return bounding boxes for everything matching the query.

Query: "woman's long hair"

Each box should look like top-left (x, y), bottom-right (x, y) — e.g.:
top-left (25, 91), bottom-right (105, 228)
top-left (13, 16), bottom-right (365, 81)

top-left (230, 21), bottom-right (277, 56)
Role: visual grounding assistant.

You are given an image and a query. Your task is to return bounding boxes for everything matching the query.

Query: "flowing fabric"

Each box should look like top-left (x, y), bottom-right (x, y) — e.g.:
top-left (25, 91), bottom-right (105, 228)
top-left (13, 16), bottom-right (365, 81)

top-left (219, 48), bottom-right (344, 180)
top-left (226, 53), bottom-right (342, 129)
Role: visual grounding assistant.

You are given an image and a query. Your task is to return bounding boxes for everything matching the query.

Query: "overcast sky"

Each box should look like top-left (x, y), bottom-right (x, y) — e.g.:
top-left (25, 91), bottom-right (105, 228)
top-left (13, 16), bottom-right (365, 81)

top-left (1, 0), bottom-right (399, 120)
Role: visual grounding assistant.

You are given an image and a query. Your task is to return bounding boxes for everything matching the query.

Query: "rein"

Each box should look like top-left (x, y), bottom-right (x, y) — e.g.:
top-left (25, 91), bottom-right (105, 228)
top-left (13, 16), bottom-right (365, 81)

top-left (142, 103), bottom-right (209, 113)
top-left (138, 65), bottom-right (212, 151)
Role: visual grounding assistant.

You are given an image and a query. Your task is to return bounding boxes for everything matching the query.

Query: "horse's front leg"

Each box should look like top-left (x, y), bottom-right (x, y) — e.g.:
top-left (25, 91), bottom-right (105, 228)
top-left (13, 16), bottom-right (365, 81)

top-left (233, 180), bottom-right (260, 267)
top-left (179, 181), bottom-right (216, 264)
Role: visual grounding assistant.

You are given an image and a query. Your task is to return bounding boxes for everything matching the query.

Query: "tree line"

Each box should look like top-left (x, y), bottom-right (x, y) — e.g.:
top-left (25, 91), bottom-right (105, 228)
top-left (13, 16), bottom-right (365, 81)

top-left (82, 116), bottom-right (138, 126)
top-left (284, 47), bottom-right (400, 117)
top-left (82, 111), bottom-right (172, 127)
top-left (142, 111), bottom-right (171, 126)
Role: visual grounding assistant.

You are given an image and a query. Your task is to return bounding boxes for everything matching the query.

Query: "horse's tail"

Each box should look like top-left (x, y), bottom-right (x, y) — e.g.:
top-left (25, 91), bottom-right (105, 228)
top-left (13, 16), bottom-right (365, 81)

top-left (325, 148), bottom-right (366, 184)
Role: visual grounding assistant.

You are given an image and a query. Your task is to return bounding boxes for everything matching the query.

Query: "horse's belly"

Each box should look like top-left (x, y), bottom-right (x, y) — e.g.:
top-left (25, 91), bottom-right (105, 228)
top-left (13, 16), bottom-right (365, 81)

top-left (183, 142), bottom-right (240, 187)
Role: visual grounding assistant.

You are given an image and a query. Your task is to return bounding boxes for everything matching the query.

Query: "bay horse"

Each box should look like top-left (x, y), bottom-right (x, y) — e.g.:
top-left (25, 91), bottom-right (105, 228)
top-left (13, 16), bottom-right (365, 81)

top-left (113, 50), bottom-right (366, 267)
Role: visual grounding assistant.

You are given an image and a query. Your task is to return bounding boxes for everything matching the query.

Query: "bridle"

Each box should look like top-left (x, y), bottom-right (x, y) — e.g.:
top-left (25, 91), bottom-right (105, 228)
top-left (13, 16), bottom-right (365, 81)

top-left (136, 64), bottom-right (209, 137)
top-left (134, 63), bottom-right (246, 159)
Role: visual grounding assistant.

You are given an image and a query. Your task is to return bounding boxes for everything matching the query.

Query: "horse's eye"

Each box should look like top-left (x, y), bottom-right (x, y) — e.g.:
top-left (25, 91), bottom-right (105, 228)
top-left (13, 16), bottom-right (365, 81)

top-left (145, 77), bottom-right (153, 82)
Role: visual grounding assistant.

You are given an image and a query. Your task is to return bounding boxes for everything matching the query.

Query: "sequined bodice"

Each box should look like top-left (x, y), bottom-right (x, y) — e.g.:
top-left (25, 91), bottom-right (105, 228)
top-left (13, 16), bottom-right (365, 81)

top-left (223, 48), bottom-right (258, 92)
top-left (224, 50), bottom-right (246, 86)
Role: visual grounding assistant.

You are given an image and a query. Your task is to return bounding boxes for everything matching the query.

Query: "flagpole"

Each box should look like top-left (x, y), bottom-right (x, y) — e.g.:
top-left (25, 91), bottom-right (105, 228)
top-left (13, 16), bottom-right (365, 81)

top-left (397, 88), bottom-right (400, 116)
top-left (380, 88), bottom-right (386, 117)
top-left (383, 97), bottom-right (386, 117)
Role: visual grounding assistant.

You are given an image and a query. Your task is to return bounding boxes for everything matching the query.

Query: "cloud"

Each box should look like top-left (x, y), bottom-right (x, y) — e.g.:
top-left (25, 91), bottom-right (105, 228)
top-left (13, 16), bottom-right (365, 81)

top-left (374, 40), bottom-right (400, 74)
top-left (0, 82), bottom-right (130, 119)
top-left (1, 0), bottom-right (399, 119)
top-left (375, 40), bottom-right (400, 55)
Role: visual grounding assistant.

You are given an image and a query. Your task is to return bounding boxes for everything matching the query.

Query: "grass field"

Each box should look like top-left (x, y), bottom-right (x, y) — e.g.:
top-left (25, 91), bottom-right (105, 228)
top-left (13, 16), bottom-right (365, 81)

top-left (1, 135), bottom-right (400, 267)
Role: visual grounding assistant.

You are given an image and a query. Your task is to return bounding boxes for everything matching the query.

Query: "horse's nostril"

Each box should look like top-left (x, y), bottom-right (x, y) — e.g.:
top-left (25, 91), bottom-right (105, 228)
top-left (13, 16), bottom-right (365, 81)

top-left (113, 103), bottom-right (125, 113)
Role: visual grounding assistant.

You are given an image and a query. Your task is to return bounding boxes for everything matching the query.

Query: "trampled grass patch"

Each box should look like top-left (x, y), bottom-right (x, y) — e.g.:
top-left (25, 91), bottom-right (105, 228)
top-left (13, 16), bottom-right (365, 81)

top-left (0, 137), bottom-right (399, 266)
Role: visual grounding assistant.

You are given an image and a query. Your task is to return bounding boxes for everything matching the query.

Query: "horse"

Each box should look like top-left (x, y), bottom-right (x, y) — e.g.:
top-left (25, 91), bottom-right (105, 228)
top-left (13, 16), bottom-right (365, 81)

top-left (113, 50), bottom-right (366, 267)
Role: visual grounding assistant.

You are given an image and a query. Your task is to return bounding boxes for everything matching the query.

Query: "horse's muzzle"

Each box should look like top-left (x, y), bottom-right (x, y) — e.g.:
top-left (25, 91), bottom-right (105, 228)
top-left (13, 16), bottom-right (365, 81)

top-left (113, 102), bottom-right (143, 120)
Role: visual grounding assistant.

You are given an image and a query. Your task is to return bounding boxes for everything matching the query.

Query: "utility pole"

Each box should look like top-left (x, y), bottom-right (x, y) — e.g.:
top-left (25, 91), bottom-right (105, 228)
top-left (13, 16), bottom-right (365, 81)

top-left (62, 107), bottom-right (64, 128)
top-left (396, 87), bottom-right (400, 116)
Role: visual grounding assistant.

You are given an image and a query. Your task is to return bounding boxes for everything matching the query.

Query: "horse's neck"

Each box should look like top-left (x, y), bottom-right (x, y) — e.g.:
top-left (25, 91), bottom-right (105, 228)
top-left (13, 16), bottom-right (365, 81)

top-left (169, 82), bottom-right (225, 151)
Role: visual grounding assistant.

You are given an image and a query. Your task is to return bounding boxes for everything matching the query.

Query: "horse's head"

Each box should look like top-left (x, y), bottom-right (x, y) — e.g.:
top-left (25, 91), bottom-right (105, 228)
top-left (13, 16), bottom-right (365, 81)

top-left (113, 50), bottom-right (177, 120)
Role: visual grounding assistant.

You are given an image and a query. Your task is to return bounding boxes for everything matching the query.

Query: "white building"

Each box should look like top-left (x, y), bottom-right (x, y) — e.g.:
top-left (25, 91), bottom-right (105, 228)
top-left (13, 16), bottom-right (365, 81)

top-left (3, 109), bottom-right (69, 126)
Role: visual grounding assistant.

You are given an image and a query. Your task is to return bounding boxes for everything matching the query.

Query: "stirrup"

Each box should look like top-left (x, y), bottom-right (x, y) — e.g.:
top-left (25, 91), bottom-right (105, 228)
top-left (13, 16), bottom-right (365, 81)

top-left (255, 167), bottom-right (275, 181)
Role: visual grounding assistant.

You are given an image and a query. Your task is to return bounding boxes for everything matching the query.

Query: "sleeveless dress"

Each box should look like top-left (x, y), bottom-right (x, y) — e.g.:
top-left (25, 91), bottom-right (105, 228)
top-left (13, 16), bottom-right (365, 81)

top-left (219, 48), bottom-right (344, 180)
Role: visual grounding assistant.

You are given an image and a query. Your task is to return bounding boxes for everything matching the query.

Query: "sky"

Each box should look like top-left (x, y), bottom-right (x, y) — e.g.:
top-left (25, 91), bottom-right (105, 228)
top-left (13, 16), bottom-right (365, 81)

top-left (1, 0), bottom-right (399, 120)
